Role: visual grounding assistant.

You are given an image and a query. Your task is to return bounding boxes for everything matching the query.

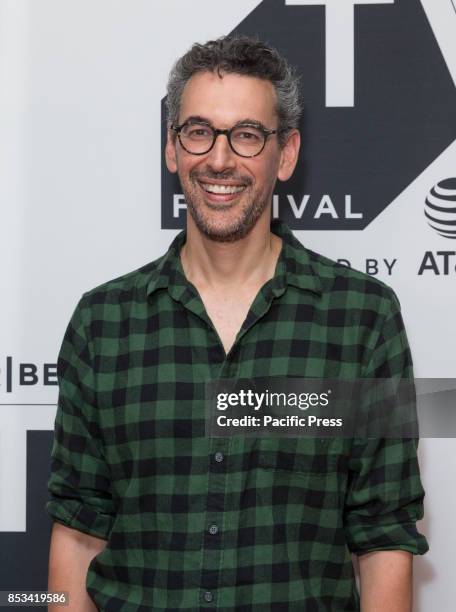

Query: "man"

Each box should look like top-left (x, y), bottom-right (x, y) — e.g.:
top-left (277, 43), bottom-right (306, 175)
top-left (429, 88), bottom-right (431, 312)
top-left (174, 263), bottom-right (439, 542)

top-left (47, 35), bottom-right (428, 611)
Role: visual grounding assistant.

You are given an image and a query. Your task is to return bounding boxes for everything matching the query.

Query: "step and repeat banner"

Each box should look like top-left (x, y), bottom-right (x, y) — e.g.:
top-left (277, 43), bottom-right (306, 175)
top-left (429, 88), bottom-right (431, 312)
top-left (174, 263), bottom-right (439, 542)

top-left (1, 0), bottom-right (455, 609)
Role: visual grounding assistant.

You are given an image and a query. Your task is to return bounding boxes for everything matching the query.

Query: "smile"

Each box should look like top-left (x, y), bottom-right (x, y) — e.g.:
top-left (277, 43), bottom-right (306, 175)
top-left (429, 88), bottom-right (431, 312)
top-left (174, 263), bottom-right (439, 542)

top-left (198, 181), bottom-right (246, 195)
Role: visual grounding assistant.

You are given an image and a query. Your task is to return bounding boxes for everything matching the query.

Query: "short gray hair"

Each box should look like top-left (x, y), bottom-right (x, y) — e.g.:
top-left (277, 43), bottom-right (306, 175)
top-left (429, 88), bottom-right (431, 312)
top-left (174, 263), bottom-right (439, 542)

top-left (166, 34), bottom-right (302, 146)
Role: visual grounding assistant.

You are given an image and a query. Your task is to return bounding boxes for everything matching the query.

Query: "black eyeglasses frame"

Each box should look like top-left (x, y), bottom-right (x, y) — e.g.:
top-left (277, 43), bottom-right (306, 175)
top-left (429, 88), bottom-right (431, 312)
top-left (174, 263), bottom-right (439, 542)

top-left (171, 121), bottom-right (281, 158)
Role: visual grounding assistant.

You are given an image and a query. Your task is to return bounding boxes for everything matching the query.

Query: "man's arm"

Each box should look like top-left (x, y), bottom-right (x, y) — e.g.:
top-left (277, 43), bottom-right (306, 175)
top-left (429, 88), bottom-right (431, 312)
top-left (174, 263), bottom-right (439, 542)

top-left (343, 289), bottom-right (428, 608)
top-left (358, 549), bottom-right (413, 612)
top-left (48, 522), bottom-right (107, 612)
top-left (46, 294), bottom-right (116, 609)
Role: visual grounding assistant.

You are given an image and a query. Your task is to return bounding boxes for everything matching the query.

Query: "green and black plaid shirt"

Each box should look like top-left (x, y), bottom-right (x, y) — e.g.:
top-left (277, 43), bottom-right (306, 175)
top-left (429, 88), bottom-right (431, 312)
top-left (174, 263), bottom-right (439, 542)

top-left (46, 218), bottom-right (428, 611)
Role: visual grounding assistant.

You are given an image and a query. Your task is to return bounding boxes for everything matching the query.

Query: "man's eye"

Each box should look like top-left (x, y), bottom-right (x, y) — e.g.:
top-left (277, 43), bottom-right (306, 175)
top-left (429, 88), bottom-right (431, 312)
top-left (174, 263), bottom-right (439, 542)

top-left (233, 129), bottom-right (262, 141)
top-left (186, 126), bottom-right (212, 139)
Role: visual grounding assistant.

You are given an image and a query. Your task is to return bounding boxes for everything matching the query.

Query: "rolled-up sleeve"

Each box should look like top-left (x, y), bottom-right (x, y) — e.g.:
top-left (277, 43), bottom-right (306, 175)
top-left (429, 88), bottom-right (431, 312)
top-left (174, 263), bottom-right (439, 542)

top-left (46, 293), bottom-right (116, 540)
top-left (343, 290), bottom-right (429, 556)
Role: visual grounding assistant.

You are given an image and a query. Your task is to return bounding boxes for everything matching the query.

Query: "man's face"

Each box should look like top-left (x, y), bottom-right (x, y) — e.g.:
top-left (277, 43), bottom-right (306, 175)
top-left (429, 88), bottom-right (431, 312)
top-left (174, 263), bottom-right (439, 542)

top-left (166, 71), bottom-right (300, 242)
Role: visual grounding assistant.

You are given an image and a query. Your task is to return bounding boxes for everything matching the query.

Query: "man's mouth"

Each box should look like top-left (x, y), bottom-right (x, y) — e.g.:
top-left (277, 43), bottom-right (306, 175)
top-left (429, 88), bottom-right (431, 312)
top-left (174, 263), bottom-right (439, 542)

top-left (198, 181), bottom-right (247, 195)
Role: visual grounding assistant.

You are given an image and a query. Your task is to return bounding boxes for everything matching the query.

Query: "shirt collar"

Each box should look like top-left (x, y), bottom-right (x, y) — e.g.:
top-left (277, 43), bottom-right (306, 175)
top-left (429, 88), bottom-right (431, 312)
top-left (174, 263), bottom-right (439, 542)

top-left (146, 218), bottom-right (323, 299)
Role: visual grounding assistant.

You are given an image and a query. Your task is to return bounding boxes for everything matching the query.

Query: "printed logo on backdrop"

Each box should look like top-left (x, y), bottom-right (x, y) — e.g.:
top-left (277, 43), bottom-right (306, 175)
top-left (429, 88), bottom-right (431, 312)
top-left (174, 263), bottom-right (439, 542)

top-left (0, 356), bottom-right (57, 394)
top-left (0, 355), bottom-right (57, 532)
top-left (425, 177), bottom-right (456, 240)
top-left (415, 176), bottom-right (456, 276)
top-left (160, 0), bottom-right (456, 230)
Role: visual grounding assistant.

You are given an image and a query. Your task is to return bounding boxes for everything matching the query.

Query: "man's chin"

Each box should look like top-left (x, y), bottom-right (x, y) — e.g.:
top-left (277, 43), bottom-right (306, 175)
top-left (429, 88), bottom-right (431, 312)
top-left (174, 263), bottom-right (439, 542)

top-left (197, 223), bottom-right (251, 243)
top-left (184, 193), bottom-right (267, 243)
top-left (189, 212), bottom-right (255, 243)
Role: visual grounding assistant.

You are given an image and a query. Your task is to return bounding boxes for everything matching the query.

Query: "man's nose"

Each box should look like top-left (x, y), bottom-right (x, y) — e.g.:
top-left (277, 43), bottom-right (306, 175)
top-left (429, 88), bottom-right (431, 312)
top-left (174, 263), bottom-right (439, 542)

top-left (205, 132), bottom-right (237, 171)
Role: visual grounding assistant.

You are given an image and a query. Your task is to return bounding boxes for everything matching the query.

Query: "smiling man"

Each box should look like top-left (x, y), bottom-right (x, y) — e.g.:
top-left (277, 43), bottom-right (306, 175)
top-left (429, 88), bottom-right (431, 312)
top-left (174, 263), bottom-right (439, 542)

top-left (164, 63), bottom-right (300, 356)
top-left (47, 35), bottom-right (428, 611)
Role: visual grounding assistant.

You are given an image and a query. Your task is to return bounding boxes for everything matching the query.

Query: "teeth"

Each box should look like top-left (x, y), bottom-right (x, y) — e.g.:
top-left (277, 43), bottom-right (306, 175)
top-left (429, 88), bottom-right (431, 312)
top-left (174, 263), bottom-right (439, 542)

top-left (201, 183), bottom-right (245, 195)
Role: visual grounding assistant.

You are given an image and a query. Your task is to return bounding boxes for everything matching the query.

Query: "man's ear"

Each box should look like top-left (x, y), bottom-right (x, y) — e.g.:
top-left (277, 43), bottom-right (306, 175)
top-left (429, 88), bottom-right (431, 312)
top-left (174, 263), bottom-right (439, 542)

top-left (277, 129), bottom-right (301, 182)
top-left (165, 126), bottom-right (178, 174)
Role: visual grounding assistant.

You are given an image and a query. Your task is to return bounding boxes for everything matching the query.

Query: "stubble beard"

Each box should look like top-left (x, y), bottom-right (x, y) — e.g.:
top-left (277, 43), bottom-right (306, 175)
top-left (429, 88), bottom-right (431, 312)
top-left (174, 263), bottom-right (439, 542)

top-left (180, 169), bottom-right (273, 243)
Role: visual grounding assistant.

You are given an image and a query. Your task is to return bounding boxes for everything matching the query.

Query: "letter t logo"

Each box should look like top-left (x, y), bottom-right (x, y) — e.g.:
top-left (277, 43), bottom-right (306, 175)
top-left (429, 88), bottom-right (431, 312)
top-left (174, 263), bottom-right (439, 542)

top-left (286, 0), bottom-right (395, 107)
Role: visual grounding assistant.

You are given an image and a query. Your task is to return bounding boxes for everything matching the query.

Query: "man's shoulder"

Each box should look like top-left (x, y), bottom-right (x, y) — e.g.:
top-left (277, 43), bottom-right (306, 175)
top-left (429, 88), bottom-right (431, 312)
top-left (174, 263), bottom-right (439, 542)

top-left (80, 253), bottom-right (166, 306)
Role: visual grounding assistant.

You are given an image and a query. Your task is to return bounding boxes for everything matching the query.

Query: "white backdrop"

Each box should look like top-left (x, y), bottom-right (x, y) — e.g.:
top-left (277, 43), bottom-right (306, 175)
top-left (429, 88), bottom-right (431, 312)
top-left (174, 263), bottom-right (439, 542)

top-left (1, 1), bottom-right (455, 609)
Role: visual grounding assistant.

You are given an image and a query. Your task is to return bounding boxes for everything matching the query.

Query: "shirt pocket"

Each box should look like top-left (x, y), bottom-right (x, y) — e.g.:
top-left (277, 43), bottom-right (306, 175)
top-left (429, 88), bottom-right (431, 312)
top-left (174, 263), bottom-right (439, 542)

top-left (250, 437), bottom-right (344, 517)
top-left (254, 436), bottom-right (342, 481)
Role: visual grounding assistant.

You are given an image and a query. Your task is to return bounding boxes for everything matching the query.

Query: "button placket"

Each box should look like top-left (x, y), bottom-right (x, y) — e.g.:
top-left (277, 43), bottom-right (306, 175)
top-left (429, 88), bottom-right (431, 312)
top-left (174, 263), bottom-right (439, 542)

top-left (201, 355), bottom-right (233, 606)
top-left (199, 430), bottom-right (231, 606)
top-left (198, 325), bottom-right (247, 606)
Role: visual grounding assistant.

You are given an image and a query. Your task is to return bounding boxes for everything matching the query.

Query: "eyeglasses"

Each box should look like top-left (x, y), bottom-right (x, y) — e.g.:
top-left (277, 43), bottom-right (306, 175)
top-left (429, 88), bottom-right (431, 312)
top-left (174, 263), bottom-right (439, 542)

top-left (171, 121), bottom-right (280, 158)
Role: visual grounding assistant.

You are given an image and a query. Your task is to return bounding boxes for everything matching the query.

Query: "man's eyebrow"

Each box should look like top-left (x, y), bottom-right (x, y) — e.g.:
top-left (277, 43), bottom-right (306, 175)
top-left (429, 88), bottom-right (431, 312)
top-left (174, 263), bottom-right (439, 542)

top-left (180, 116), bottom-right (267, 129)
top-left (233, 118), bottom-right (266, 129)
top-left (180, 115), bottom-right (212, 125)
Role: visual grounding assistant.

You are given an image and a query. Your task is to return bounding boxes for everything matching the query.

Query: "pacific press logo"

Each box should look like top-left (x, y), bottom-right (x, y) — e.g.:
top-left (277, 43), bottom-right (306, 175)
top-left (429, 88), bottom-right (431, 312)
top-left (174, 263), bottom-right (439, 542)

top-left (425, 178), bottom-right (456, 240)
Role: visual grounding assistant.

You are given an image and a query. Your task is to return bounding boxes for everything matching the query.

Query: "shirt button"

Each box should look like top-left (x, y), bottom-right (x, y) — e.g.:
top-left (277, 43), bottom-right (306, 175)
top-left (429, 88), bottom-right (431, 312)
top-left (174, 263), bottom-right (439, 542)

top-left (203, 591), bottom-right (213, 603)
top-left (214, 451), bottom-right (224, 462)
top-left (208, 524), bottom-right (218, 535)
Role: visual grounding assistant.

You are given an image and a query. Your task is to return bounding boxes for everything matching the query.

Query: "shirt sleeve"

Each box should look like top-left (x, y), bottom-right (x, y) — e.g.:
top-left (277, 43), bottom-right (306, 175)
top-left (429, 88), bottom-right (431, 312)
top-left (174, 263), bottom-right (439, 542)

top-left (46, 293), bottom-right (117, 540)
top-left (343, 289), bottom-right (429, 556)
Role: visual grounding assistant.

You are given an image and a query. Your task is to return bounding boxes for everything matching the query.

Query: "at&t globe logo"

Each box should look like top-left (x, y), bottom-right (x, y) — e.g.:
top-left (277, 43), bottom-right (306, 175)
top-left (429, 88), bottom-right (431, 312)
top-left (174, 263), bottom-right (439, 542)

top-left (424, 178), bottom-right (456, 239)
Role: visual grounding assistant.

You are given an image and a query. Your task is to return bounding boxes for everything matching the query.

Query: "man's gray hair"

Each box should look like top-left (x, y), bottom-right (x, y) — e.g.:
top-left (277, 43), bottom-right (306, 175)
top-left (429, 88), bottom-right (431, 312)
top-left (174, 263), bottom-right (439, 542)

top-left (166, 34), bottom-right (302, 146)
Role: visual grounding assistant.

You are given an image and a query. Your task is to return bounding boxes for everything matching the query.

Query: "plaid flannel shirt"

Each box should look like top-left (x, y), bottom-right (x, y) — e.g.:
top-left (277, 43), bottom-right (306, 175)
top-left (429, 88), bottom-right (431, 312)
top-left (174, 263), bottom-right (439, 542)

top-left (46, 218), bottom-right (428, 611)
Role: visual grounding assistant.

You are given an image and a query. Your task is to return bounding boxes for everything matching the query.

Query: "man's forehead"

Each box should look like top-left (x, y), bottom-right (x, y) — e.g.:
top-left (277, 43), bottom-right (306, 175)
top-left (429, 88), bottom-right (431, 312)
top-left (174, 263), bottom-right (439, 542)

top-left (179, 70), bottom-right (278, 126)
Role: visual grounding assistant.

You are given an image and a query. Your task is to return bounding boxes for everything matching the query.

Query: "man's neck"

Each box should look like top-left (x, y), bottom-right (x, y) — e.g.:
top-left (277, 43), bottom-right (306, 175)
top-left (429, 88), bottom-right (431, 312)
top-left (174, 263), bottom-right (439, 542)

top-left (180, 216), bottom-right (283, 293)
